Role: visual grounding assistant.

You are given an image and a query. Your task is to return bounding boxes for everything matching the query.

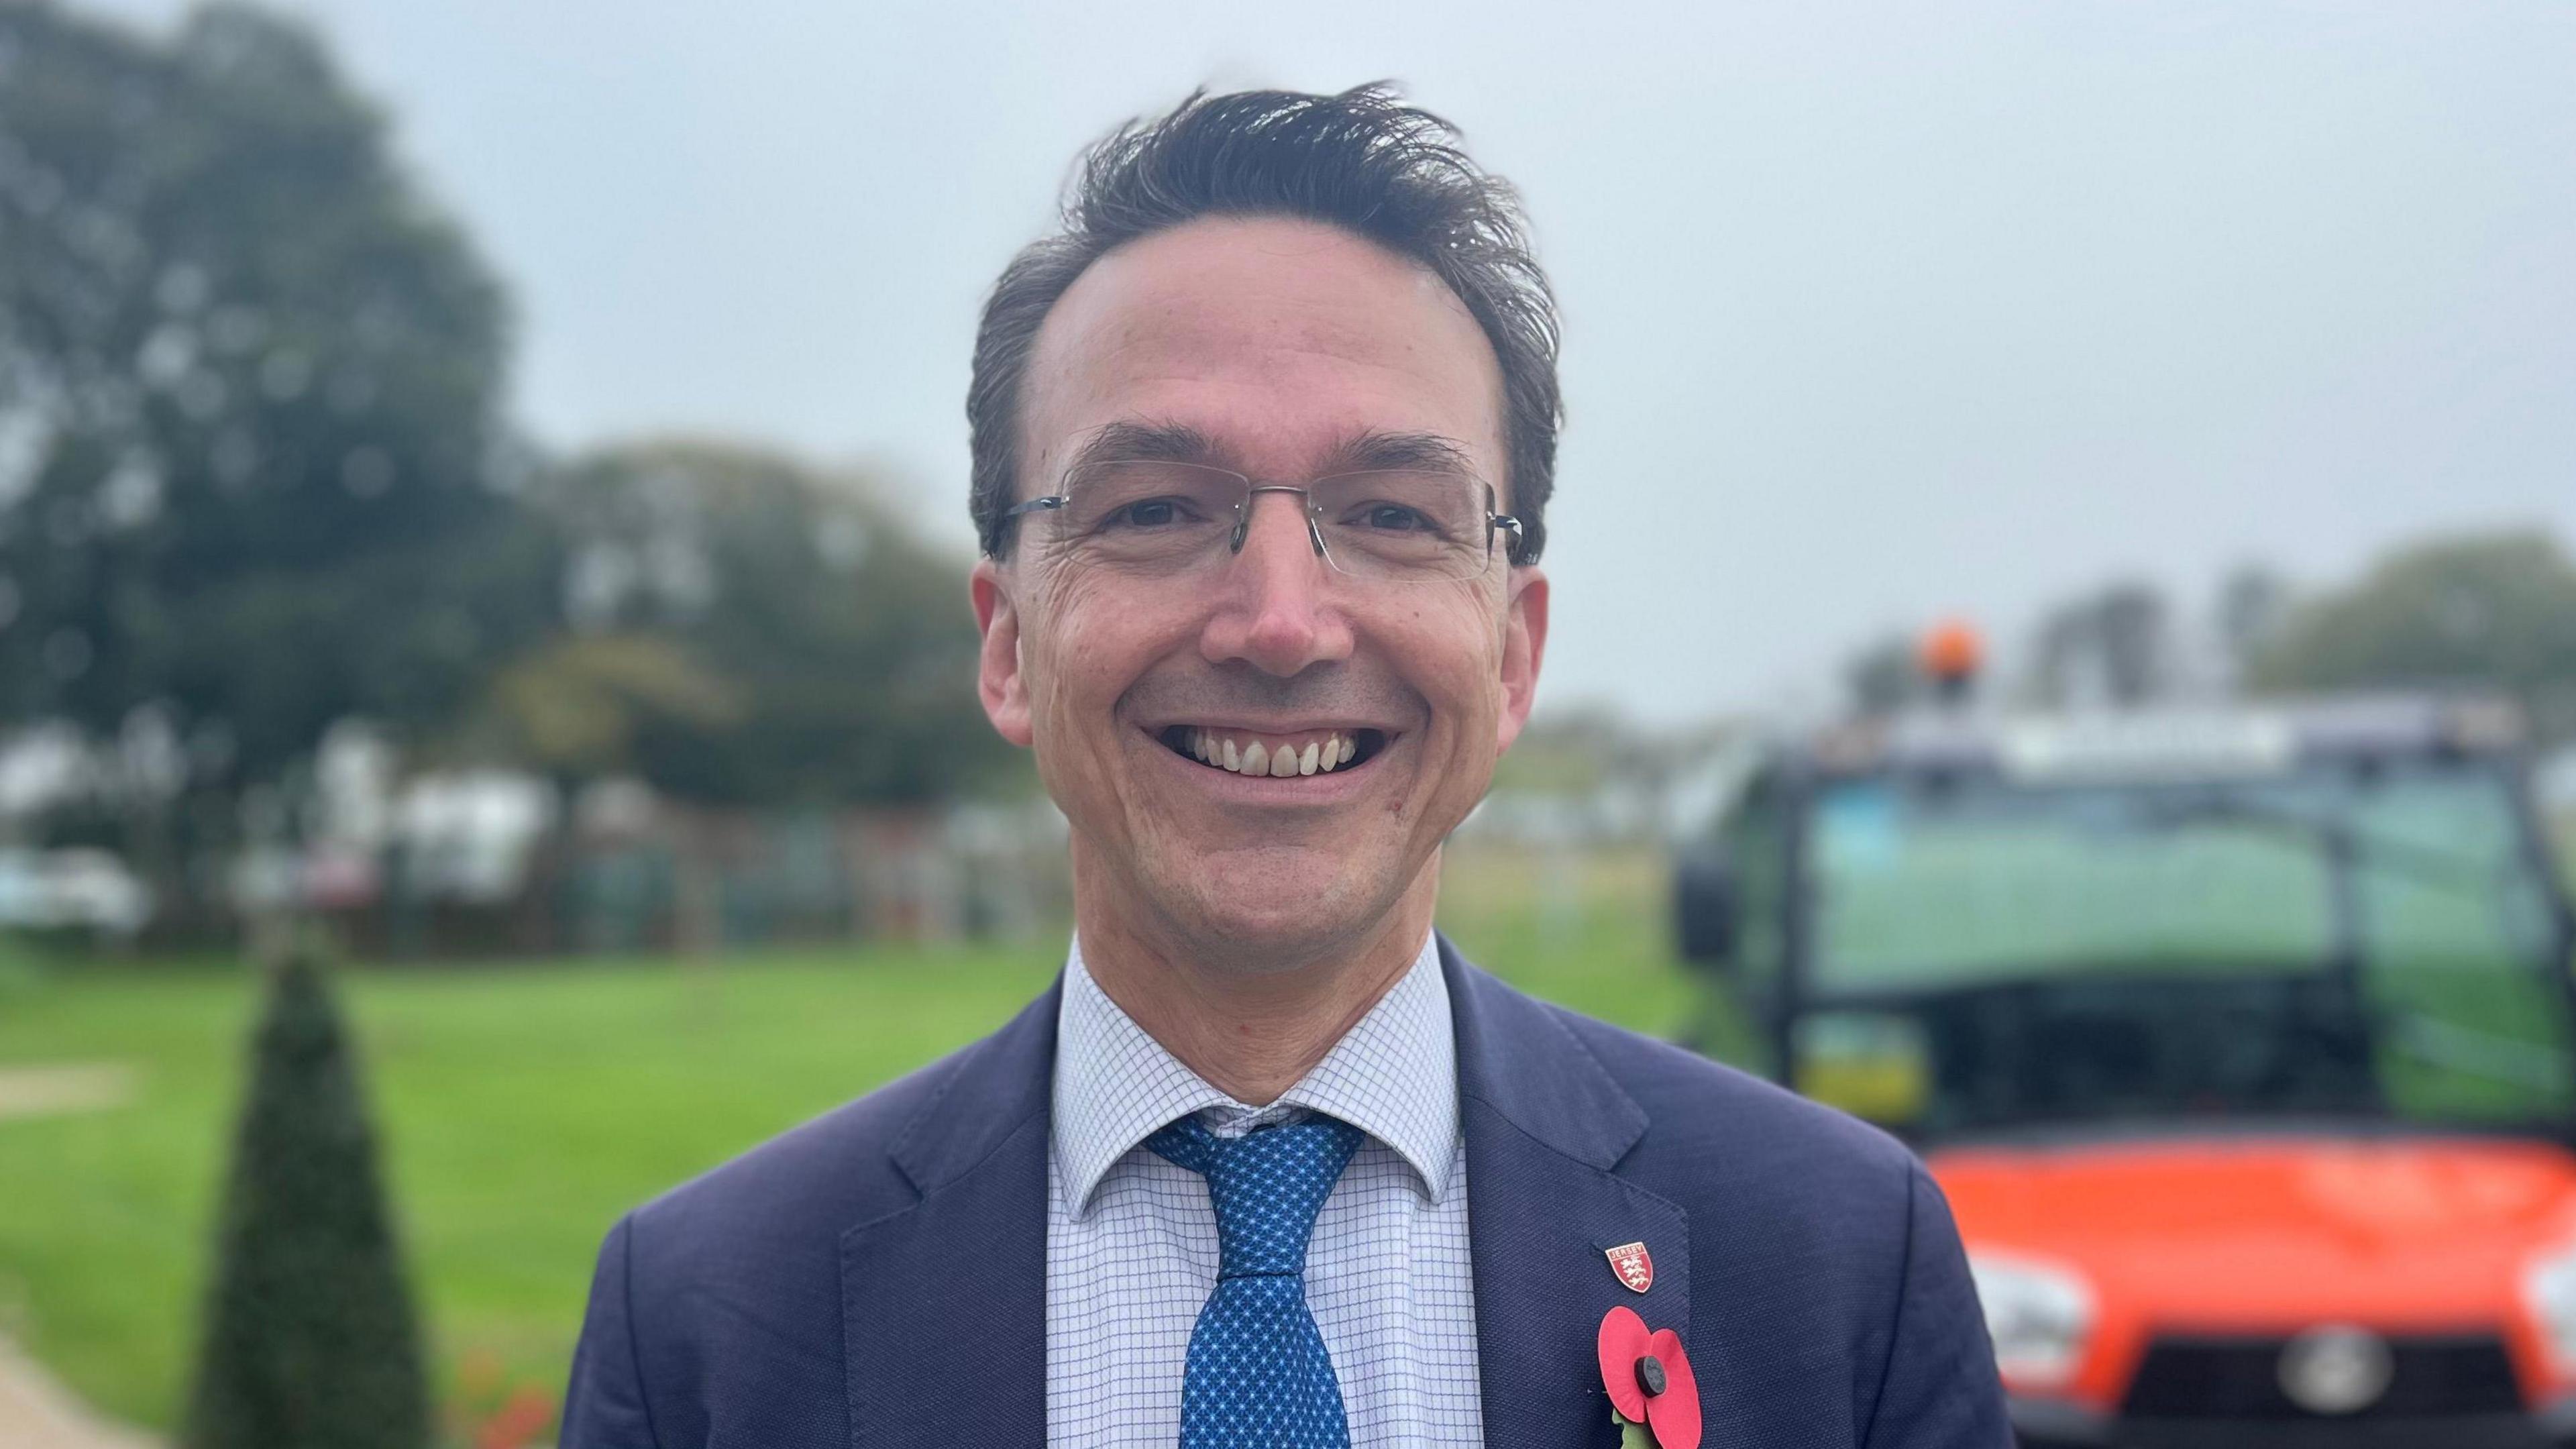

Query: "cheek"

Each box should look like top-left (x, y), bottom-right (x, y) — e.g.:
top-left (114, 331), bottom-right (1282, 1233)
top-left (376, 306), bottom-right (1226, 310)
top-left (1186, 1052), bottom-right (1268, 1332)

top-left (1019, 580), bottom-right (1112, 726)
top-left (1383, 590), bottom-right (1509, 741)
top-left (1025, 574), bottom-right (1197, 717)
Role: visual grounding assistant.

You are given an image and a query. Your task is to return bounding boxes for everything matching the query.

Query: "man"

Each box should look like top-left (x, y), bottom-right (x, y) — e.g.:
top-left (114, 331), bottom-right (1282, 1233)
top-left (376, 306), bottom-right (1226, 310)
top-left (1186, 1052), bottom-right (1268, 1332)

top-left (564, 86), bottom-right (2007, 1448)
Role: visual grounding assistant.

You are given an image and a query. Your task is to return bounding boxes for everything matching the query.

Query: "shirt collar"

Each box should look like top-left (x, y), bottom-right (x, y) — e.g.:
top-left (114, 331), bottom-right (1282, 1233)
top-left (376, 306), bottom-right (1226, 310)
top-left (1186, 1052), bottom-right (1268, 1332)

top-left (1051, 932), bottom-right (1459, 1218)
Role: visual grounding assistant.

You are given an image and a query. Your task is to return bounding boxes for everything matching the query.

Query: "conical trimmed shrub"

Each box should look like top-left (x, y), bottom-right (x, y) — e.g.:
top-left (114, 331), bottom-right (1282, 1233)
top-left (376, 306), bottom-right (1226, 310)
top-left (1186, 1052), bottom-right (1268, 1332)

top-left (183, 939), bottom-right (430, 1449)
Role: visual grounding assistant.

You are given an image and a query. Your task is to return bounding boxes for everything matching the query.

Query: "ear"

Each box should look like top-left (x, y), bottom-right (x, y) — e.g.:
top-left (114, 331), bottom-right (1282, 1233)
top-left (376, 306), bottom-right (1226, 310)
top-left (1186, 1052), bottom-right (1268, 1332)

top-left (971, 558), bottom-right (1034, 749)
top-left (1494, 564), bottom-right (1548, 754)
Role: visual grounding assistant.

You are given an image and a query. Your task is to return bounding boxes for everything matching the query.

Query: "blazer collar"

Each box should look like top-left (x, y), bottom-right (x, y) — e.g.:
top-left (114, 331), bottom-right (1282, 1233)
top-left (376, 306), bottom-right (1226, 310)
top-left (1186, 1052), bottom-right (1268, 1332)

top-left (884, 976), bottom-right (1059, 1194)
top-left (844, 976), bottom-right (1059, 1447)
top-left (869, 936), bottom-right (1645, 1188)
top-left (1445, 937), bottom-right (1687, 1449)
top-left (1443, 936), bottom-right (1648, 1170)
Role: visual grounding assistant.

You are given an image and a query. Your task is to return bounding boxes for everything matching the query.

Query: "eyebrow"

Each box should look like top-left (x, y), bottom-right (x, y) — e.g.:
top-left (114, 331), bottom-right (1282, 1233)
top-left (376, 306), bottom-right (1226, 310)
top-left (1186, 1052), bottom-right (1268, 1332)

top-left (1059, 421), bottom-right (1222, 482)
top-left (1058, 421), bottom-right (1481, 486)
top-left (1318, 429), bottom-right (1479, 479)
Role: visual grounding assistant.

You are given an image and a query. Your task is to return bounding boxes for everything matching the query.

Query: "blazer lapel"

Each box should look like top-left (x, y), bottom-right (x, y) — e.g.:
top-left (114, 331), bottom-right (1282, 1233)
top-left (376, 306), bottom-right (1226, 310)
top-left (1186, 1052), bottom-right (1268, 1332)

top-left (841, 979), bottom-right (1059, 1447)
top-left (1447, 941), bottom-right (1692, 1449)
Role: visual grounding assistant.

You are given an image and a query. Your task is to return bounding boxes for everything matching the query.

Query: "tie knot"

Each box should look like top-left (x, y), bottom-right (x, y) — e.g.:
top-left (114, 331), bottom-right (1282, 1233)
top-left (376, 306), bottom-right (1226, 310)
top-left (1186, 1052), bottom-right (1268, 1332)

top-left (1148, 1114), bottom-right (1364, 1279)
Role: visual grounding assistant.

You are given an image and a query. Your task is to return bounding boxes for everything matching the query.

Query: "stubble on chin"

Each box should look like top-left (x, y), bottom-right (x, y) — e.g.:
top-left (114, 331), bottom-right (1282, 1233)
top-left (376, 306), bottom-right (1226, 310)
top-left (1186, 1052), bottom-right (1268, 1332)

top-left (1084, 825), bottom-right (1434, 978)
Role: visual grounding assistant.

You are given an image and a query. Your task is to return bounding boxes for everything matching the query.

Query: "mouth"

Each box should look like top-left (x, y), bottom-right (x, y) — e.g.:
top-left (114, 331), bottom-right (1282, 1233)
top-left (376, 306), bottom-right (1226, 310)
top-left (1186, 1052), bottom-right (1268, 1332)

top-left (1153, 724), bottom-right (1393, 779)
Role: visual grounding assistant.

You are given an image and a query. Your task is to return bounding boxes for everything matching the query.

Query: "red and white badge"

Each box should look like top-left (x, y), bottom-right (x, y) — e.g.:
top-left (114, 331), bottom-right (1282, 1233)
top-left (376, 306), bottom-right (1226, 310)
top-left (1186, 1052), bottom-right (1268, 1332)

top-left (1605, 1240), bottom-right (1654, 1294)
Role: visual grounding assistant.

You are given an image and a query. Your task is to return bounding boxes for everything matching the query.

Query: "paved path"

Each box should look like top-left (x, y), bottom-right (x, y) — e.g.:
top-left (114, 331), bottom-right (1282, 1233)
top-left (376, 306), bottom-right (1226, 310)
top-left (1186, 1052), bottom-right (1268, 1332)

top-left (0, 1337), bottom-right (154, 1449)
top-left (0, 1066), bottom-right (133, 1124)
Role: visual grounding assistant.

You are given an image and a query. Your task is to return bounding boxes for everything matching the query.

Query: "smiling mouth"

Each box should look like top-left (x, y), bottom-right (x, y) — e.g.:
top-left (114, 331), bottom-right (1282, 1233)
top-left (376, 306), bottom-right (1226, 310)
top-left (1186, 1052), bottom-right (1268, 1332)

top-left (1155, 726), bottom-right (1391, 778)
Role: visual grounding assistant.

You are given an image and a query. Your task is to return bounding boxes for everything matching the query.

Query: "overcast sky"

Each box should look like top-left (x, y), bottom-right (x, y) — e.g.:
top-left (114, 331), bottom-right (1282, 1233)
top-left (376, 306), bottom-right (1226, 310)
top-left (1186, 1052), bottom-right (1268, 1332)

top-left (91, 0), bottom-right (2576, 723)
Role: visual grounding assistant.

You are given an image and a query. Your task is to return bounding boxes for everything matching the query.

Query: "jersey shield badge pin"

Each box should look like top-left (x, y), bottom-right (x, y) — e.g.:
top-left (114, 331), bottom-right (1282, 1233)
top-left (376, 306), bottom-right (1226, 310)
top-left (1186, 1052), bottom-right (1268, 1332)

top-left (1605, 1240), bottom-right (1654, 1294)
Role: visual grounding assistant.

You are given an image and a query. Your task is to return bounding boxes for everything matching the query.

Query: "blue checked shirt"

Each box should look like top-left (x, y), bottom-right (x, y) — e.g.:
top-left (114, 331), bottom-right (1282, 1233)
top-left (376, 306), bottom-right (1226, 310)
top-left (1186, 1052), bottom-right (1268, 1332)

top-left (1045, 935), bottom-right (1485, 1447)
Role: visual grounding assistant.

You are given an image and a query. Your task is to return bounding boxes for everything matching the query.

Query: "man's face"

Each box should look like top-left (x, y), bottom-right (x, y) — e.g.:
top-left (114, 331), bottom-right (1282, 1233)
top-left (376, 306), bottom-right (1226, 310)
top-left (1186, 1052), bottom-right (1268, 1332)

top-left (971, 216), bottom-right (1547, 967)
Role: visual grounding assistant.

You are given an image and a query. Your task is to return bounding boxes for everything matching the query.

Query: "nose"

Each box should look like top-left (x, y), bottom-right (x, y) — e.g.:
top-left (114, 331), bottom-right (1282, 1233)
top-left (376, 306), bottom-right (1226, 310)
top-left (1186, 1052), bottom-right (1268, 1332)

top-left (1200, 490), bottom-right (1354, 677)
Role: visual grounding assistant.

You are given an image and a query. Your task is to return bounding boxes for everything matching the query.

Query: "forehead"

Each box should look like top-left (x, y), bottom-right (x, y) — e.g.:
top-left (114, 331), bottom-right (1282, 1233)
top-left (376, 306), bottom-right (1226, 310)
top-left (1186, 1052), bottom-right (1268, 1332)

top-left (1018, 216), bottom-right (1507, 488)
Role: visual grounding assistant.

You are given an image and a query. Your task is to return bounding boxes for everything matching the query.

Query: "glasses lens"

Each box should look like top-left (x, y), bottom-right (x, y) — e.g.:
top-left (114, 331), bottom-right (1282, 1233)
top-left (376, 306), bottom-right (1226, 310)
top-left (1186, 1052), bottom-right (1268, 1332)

top-left (1043, 461), bottom-right (1245, 575)
top-left (1311, 472), bottom-right (1492, 581)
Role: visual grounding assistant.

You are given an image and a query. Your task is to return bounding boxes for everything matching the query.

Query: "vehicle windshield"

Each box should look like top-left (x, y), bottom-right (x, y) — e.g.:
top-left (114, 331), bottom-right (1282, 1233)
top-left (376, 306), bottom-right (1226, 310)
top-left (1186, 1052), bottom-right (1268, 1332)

top-left (1796, 758), bottom-right (2576, 1136)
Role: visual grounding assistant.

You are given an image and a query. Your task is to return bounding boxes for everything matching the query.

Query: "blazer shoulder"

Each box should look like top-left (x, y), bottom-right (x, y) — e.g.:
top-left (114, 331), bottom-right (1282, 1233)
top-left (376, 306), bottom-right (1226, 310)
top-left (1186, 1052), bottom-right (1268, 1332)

top-left (568, 1020), bottom-right (1032, 1446)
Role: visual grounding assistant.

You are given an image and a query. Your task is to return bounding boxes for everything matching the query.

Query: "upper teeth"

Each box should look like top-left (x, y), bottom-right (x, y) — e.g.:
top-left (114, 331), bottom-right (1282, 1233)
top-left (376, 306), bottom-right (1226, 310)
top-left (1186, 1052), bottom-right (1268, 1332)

top-left (1187, 729), bottom-right (1360, 776)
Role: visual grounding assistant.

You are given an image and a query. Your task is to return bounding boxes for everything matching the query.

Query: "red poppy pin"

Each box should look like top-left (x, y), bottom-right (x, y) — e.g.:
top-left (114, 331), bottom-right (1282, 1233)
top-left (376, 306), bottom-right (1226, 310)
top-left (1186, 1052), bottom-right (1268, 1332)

top-left (1597, 1305), bottom-right (1701, 1449)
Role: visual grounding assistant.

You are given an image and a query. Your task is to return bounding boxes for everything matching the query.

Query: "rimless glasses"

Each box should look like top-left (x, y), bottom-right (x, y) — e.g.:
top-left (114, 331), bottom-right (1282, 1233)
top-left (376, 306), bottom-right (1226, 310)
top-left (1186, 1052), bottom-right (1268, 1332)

top-left (1002, 458), bottom-right (1524, 585)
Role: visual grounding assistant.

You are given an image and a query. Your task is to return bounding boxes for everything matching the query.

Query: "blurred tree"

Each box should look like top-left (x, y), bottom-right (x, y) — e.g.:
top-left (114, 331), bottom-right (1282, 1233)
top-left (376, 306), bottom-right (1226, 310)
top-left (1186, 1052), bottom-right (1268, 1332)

top-left (184, 936), bottom-right (429, 1449)
top-left (2247, 531), bottom-right (2576, 742)
top-left (2026, 581), bottom-right (2173, 708)
top-left (0, 3), bottom-right (549, 902)
top-left (478, 632), bottom-right (744, 782)
top-left (492, 441), bottom-right (1008, 806)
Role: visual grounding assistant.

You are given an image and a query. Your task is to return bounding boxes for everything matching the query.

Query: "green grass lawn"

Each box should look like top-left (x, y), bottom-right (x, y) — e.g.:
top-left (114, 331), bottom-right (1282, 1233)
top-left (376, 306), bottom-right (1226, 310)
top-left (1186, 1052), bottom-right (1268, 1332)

top-left (0, 845), bottom-right (1697, 1434)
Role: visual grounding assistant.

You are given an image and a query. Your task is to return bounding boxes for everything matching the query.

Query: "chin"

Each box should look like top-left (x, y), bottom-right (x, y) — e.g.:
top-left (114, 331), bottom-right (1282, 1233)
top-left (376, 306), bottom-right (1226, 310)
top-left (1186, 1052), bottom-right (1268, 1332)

top-left (1145, 848), bottom-right (1402, 967)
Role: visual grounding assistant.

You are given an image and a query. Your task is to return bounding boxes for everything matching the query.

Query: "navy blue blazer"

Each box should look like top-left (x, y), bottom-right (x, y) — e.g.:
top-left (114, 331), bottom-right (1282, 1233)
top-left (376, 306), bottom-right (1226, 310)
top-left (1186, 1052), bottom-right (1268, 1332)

top-left (563, 941), bottom-right (2009, 1447)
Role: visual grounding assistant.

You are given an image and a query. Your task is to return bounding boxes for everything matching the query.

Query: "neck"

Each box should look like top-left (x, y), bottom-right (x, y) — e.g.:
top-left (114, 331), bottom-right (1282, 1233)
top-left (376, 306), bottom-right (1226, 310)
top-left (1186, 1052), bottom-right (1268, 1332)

top-left (1073, 855), bottom-right (1441, 1106)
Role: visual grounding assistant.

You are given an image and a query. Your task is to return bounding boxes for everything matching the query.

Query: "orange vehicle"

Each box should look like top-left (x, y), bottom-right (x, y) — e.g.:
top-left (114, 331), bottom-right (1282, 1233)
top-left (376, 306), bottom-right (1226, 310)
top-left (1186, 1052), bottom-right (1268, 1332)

top-left (1676, 694), bottom-right (2576, 1446)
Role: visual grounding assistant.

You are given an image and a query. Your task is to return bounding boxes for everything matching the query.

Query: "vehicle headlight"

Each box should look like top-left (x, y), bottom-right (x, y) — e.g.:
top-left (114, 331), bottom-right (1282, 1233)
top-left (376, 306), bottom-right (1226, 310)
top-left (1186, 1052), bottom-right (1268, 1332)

top-left (2523, 1242), bottom-right (2576, 1371)
top-left (1968, 1253), bottom-right (2095, 1387)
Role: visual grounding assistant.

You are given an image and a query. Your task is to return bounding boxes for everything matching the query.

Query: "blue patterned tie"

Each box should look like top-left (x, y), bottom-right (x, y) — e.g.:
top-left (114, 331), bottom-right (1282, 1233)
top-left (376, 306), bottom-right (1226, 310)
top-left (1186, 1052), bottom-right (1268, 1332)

top-left (1147, 1112), bottom-right (1366, 1449)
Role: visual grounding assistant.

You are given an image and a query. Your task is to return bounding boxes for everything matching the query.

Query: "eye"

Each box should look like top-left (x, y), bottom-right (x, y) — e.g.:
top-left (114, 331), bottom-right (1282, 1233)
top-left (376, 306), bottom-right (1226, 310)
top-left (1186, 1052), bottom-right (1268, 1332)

top-left (1105, 496), bottom-right (1191, 530)
top-left (1354, 502), bottom-right (1432, 533)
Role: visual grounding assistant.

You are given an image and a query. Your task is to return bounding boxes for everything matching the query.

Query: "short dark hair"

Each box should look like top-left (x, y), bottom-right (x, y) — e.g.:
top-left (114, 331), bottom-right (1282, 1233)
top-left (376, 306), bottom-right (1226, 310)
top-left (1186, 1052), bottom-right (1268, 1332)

top-left (967, 84), bottom-right (1562, 563)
